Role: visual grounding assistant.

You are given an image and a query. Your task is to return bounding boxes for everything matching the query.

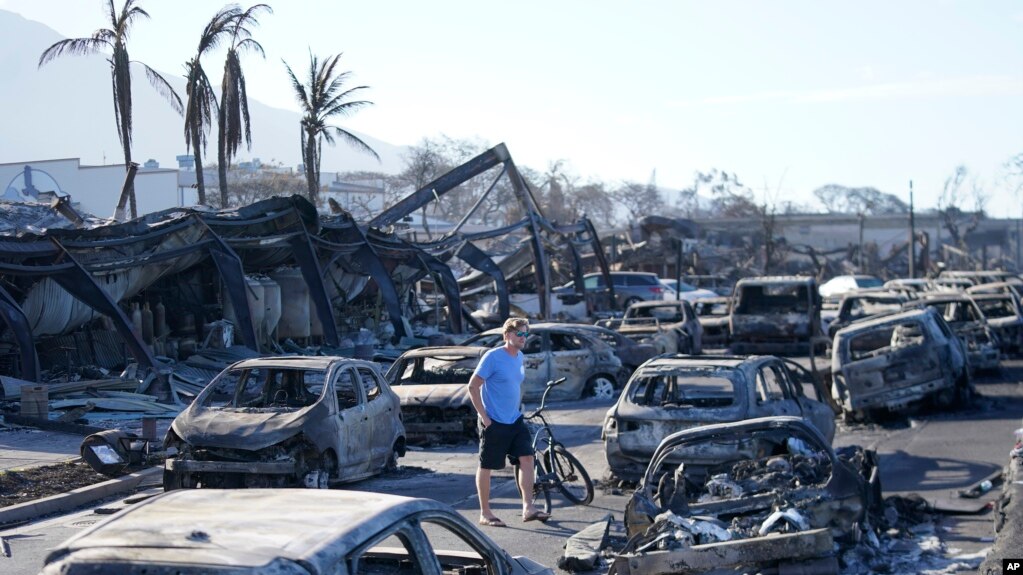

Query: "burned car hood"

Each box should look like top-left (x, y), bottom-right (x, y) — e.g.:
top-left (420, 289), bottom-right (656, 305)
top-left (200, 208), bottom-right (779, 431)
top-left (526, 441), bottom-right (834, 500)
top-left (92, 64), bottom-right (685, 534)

top-left (171, 403), bottom-right (327, 450)
top-left (393, 384), bottom-right (472, 409)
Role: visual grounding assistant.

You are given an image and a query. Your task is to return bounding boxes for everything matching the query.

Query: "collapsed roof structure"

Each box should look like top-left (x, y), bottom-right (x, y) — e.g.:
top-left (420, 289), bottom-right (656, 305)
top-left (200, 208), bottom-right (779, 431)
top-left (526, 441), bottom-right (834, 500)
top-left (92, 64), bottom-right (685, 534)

top-left (0, 144), bottom-right (611, 402)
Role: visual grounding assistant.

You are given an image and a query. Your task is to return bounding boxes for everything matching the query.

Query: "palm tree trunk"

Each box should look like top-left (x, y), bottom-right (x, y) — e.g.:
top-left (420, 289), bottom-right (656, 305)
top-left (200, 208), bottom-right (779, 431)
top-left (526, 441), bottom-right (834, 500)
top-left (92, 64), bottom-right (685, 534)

top-left (191, 123), bottom-right (206, 205)
top-left (120, 132), bottom-right (136, 219)
top-left (304, 130), bottom-right (318, 205)
top-left (217, 114), bottom-right (229, 207)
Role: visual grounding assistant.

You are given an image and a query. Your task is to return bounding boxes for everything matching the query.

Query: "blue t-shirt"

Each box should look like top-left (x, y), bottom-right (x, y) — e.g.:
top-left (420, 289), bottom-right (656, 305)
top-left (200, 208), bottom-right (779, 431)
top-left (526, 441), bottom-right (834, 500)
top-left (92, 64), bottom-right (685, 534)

top-left (472, 346), bottom-right (525, 424)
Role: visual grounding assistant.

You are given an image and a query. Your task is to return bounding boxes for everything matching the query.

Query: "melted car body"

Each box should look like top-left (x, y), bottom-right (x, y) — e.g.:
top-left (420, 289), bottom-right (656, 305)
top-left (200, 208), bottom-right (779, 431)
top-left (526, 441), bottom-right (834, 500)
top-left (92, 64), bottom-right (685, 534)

top-left (614, 417), bottom-right (880, 575)
top-left (163, 356), bottom-right (406, 489)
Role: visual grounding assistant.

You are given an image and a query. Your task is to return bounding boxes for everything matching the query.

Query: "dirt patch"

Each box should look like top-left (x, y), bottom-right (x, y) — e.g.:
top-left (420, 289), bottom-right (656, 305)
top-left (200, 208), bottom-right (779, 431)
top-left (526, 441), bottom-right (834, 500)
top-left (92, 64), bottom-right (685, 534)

top-left (0, 460), bottom-right (128, 508)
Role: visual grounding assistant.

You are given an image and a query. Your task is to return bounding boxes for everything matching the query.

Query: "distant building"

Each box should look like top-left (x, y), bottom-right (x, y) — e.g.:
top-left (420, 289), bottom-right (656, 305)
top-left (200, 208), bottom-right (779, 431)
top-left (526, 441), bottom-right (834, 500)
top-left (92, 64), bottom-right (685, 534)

top-left (323, 174), bottom-right (385, 220)
top-left (0, 157), bottom-right (187, 217)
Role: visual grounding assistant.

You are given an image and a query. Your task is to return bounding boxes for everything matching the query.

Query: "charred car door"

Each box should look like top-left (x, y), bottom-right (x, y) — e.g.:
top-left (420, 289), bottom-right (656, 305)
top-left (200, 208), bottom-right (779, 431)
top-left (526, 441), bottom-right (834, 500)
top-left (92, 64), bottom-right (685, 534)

top-left (333, 365), bottom-right (371, 479)
top-left (355, 364), bottom-right (396, 469)
top-left (521, 333), bottom-right (550, 400)
top-left (547, 331), bottom-right (595, 398)
top-left (753, 363), bottom-right (800, 419)
top-left (777, 361), bottom-right (837, 443)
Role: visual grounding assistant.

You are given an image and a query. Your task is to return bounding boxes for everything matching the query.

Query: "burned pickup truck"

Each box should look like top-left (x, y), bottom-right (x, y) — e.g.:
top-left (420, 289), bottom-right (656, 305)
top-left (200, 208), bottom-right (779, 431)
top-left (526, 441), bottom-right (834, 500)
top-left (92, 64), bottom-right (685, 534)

top-left (598, 300), bottom-right (703, 355)
top-left (831, 308), bottom-right (972, 421)
top-left (729, 276), bottom-right (823, 355)
top-left (614, 416), bottom-right (881, 575)
top-left (163, 356), bottom-right (406, 489)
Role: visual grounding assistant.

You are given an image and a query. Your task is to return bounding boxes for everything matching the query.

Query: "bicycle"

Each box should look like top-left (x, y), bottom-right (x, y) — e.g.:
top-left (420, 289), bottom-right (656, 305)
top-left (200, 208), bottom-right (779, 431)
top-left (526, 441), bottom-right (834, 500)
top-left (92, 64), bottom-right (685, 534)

top-left (513, 377), bottom-right (595, 514)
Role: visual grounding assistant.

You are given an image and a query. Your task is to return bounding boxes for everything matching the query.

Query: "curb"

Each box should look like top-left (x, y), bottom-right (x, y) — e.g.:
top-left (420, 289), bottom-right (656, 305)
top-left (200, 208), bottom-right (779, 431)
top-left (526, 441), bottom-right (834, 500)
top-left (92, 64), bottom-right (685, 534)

top-left (0, 466), bottom-right (163, 527)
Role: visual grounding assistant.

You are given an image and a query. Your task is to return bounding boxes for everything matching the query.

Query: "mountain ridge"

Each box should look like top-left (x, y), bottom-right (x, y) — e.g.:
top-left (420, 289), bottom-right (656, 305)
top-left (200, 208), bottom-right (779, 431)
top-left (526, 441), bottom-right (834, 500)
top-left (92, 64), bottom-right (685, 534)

top-left (0, 9), bottom-right (408, 177)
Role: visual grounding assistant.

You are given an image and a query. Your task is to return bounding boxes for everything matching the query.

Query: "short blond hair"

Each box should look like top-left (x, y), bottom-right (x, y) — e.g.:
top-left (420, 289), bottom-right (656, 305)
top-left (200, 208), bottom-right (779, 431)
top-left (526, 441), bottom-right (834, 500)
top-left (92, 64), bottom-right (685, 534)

top-left (502, 317), bottom-right (529, 332)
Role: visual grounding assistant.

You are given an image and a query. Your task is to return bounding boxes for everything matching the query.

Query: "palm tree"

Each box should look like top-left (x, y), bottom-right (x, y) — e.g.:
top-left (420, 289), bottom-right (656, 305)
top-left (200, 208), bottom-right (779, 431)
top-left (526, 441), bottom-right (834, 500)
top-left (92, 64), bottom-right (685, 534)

top-left (217, 4), bottom-right (272, 207)
top-left (38, 0), bottom-right (182, 219)
top-left (284, 51), bottom-right (379, 206)
top-left (183, 6), bottom-right (241, 205)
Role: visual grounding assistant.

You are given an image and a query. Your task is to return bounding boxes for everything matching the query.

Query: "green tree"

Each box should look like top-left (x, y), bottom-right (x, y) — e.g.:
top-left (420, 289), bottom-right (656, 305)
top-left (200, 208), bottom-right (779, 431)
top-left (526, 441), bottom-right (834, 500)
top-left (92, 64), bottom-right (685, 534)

top-left (284, 51), bottom-right (379, 207)
top-left (38, 0), bottom-right (182, 219)
top-left (184, 6), bottom-right (242, 205)
top-left (217, 3), bottom-right (272, 207)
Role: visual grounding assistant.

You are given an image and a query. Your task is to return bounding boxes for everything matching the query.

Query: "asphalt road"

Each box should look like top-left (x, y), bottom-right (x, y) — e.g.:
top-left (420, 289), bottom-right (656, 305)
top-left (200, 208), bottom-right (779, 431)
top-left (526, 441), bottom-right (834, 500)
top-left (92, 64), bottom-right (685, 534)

top-left (3, 358), bottom-right (1021, 575)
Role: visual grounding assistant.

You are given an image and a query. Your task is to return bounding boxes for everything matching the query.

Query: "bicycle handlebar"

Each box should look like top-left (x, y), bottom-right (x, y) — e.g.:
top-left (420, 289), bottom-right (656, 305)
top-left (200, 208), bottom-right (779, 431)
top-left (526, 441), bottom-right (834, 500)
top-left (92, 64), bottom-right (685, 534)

top-left (525, 377), bottom-right (567, 419)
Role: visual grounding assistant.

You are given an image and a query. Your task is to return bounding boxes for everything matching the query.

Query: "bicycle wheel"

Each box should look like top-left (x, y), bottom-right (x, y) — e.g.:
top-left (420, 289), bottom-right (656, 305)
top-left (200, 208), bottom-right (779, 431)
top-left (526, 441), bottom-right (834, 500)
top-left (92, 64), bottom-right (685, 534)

top-left (514, 461), bottom-right (552, 514)
top-left (543, 444), bottom-right (594, 505)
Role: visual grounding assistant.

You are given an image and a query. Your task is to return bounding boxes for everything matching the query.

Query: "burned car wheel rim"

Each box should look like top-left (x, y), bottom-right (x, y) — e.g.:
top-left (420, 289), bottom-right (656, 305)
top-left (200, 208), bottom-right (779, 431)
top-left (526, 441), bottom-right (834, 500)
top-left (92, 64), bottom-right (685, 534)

top-left (586, 376), bottom-right (616, 400)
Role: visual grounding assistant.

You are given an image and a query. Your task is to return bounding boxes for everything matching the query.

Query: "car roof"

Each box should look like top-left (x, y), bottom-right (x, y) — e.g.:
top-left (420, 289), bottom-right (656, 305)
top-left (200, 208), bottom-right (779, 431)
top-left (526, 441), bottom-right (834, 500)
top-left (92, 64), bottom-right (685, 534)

top-left (735, 275), bottom-right (816, 285)
top-left (395, 346), bottom-right (487, 359)
top-left (48, 490), bottom-right (459, 570)
top-left (476, 322), bottom-right (602, 336)
top-left (230, 356), bottom-right (374, 371)
top-left (638, 355), bottom-right (755, 370)
top-left (628, 300), bottom-right (688, 307)
top-left (834, 307), bottom-right (934, 333)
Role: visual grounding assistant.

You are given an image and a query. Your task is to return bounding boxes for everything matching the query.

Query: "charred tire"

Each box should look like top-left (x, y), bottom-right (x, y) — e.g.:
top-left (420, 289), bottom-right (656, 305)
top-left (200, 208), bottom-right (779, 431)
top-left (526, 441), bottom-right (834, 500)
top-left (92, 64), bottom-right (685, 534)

top-left (544, 444), bottom-right (594, 506)
top-left (385, 442), bottom-right (401, 471)
top-left (515, 462), bottom-right (553, 514)
top-left (955, 375), bottom-right (975, 405)
top-left (584, 375), bottom-right (617, 400)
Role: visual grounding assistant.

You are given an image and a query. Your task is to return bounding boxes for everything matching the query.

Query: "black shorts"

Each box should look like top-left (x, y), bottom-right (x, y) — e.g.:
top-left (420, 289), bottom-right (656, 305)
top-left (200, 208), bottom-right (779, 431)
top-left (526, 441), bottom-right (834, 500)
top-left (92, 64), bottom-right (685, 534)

top-left (478, 416), bottom-right (532, 470)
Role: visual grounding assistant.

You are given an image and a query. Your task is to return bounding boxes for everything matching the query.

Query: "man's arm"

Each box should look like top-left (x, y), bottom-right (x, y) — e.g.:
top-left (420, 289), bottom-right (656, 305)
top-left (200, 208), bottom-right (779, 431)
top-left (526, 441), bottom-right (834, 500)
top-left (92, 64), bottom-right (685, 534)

top-left (468, 374), bottom-right (491, 428)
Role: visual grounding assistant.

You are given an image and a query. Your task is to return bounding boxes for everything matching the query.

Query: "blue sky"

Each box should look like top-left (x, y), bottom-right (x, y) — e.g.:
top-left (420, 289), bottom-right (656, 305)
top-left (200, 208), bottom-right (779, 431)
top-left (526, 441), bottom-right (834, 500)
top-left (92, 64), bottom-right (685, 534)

top-left (3, 0), bottom-right (1022, 212)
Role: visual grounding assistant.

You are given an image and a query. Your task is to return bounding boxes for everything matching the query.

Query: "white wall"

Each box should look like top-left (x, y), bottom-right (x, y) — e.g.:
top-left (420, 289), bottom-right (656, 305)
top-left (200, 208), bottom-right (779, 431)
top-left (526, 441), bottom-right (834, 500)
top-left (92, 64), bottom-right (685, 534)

top-left (0, 158), bottom-right (184, 217)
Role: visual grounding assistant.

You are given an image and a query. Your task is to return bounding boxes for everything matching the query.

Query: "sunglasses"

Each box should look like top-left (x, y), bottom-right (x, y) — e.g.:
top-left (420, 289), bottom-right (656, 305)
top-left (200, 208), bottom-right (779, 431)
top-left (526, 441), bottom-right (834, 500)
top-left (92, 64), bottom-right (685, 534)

top-left (513, 330), bottom-right (530, 337)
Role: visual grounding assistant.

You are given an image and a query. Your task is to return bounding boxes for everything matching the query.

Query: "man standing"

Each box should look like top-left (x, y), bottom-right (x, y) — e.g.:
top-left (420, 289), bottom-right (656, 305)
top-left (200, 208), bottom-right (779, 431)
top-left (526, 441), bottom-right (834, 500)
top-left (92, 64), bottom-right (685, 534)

top-left (468, 317), bottom-right (550, 526)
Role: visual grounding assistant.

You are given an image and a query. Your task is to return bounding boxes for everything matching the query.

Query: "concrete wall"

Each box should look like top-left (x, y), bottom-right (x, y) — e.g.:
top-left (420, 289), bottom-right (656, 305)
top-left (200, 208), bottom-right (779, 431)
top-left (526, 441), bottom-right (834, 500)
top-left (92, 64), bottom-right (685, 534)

top-left (0, 158), bottom-right (192, 217)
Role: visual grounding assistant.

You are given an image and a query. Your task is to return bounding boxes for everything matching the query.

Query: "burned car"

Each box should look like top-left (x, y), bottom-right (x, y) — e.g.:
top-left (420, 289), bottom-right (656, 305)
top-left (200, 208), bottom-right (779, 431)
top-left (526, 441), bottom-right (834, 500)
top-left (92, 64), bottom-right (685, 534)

top-left (729, 275), bottom-right (823, 355)
top-left (598, 299), bottom-right (703, 355)
top-left (831, 308), bottom-right (972, 420)
top-left (603, 355), bottom-right (836, 482)
top-left (163, 356), bottom-right (406, 489)
top-left (826, 290), bottom-right (909, 339)
top-left (693, 296), bottom-right (730, 348)
top-left (384, 346), bottom-right (487, 442)
top-left (566, 323), bottom-right (659, 372)
top-left (967, 292), bottom-right (1023, 355)
top-left (40, 489), bottom-right (554, 575)
top-left (903, 293), bottom-right (1001, 373)
top-left (462, 322), bottom-right (623, 401)
top-left (614, 417), bottom-right (881, 575)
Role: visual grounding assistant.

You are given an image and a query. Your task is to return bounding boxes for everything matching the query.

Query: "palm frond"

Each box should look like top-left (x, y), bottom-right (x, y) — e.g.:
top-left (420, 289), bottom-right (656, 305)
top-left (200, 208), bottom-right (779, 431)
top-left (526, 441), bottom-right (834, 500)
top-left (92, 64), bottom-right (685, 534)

top-left (141, 62), bottom-right (183, 114)
top-left (38, 37), bottom-right (109, 66)
top-left (331, 127), bottom-right (381, 161)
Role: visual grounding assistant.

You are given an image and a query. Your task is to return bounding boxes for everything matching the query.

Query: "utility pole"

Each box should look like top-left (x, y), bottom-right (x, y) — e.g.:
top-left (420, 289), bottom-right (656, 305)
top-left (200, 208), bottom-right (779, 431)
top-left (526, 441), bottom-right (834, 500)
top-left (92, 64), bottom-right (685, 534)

top-left (909, 180), bottom-right (916, 278)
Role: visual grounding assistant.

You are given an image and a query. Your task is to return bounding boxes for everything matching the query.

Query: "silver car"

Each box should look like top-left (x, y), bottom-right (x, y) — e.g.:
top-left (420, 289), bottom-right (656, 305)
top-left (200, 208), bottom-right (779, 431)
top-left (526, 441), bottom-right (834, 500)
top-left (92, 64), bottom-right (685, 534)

top-left (462, 322), bottom-right (623, 401)
top-left (603, 354), bottom-right (836, 482)
top-left (163, 356), bottom-right (406, 489)
top-left (40, 489), bottom-right (554, 575)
